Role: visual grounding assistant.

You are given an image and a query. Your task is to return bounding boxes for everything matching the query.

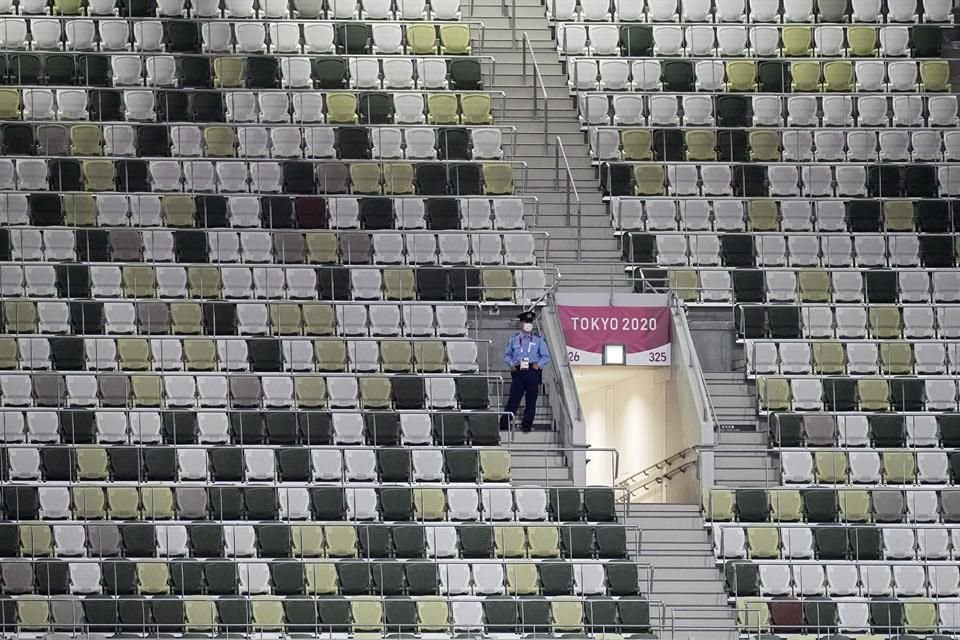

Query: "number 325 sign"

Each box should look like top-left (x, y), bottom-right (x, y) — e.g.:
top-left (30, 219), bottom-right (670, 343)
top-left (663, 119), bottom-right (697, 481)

top-left (557, 306), bottom-right (671, 366)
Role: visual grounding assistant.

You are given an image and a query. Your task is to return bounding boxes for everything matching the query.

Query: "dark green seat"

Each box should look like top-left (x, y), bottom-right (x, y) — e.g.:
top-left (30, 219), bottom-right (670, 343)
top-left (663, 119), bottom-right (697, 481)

top-left (337, 127), bottom-right (372, 160)
top-left (662, 60), bottom-right (694, 91)
top-left (803, 600), bottom-right (838, 635)
top-left (772, 414), bottom-right (804, 447)
top-left (445, 449), bottom-right (479, 482)
top-left (79, 55), bottom-right (111, 87)
top-left (391, 376), bottom-right (425, 409)
top-left (803, 490), bottom-right (838, 523)
top-left (152, 597), bottom-right (184, 632)
top-left (285, 598), bottom-right (319, 631)
top-left (911, 25), bottom-right (942, 56)
top-left (312, 58), bottom-right (348, 88)
top-left (869, 415), bottom-right (906, 447)
top-left (458, 525), bottom-right (494, 558)
top-left (484, 598), bottom-right (518, 634)
top-left (277, 448), bottom-right (311, 481)
top-left (450, 164), bottom-right (481, 195)
top-left (596, 525), bottom-right (627, 558)
top-left (46, 55), bottom-right (76, 84)
top-left (298, 412), bottom-right (333, 444)
top-left (318, 598), bottom-right (351, 631)
top-left (377, 449), bottom-right (411, 482)
top-left (217, 598), bottom-right (249, 633)
top-left (365, 413), bottom-right (400, 445)
top-left (620, 25), bottom-right (653, 56)
top-left (3, 124), bottom-right (34, 155)
top-left (356, 525), bottom-right (391, 558)
top-left (718, 129), bottom-right (749, 162)
top-left (372, 561), bottom-right (405, 595)
top-left (601, 163), bottom-right (633, 197)
top-left (890, 379), bottom-right (924, 411)
top-left (870, 600), bottom-right (903, 635)
top-left (11, 54), bottom-right (42, 84)
top-left (716, 95), bottom-right (750, 127)
top-left (165, 21), bottom-right (201, 52)
top-left (191, 91), bottom-right (224, 122)
top-left (848, 526), bottom-right (881, 560)
top-left (405, 561), bottom-right (438, 594)
top-left (210, 448), bottom-right (243, 481)
top-left (180, 57), bottom-right (211, 86)
top-left (813, 527), bottom-right (847, 560)
top-left (606, 561), bottom-right (639, 595)
top-left (380, 487), bottom-right (413, 521)
top-left (584, 488), bottom-right (616, 522)
top-left (310, 487), bottom-right (346, 519)
top-left (437, 128), bottom-right (470, 160)
top-left (561, 525), bottom-right (594, 558)
top-left (538, 562), bottom-right (573, 595)
top-left (336, 24), bottom-right (370, 54)
top-left (416, 164), bottom-right (448, 195)
top-left (337, 561), bottom-right (370, 595)
top-left (823, 378), bottom-right (857, 412)
top-left (450, 58), bottom-right (482, 89)
top-left (549, 488), bottom-right (582, 522)
top-left (247, 57), bottom-right (280, 88)
top-left (519, 599), bottom-right (551, 634)
top-left (758, 61), bottom-right (790, 92)
top-left (619, 597), bottom-right (650, 633)
top-left (143, 447), bottom-right (175, 480)
top-left (205, 562), bottom-right (238, 594)
top-left (584, 597), bottom-right (619, 634)
top-left (736, 489), bottom-right (770, 523)
top-left (271, 561), bottom-right (305, 595)
top-left (724, 561), bottom-right (759, 597)
top-left (384, 597), bottom-right (417, 633)
top-left (358, 92), bottom-right (393, 124)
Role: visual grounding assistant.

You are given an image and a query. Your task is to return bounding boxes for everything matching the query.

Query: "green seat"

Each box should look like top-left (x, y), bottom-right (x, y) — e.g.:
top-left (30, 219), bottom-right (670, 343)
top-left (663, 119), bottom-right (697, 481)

top-left (883, 201), bottom-right (914, 231)
top-left (879, 343), bottom-right (912, 375)
top-left (184, 339), bottom-right (216, 371)
top-left (305, 562), bottom-right (339, 593)
top-left (187, 267), bottom-right (220, 298)
top-left (0, 89), bottom-right (21, 119)
top-left (305, 232), bottom-right (338, 264)
top-left (351, 598), bottom-right (383, 632)
top-left (622, 129), bottom-right (652, 160)
top-left (0, 338), bottom-right (16, 368)
top-left (495, 526), bottom-right (526, 558)
top-left (903, 598), bottom-right (937, 633)
top-left (406, 24), bottom-right (438, 54)
top-left (82, 160), bottom-right (116, 191)
top-left (920, 61), bottom-right (951, 91)
top-left (416, 597), bottom-right (449, 633)
top-left (782, 26), bottom-right (812, 56)
top-left (551, 596), bottom-right (583, 632)
top-left (685, 129), bottom-right (716, 161)
top-left (384, 268), bottom-right (415, 300)
top-left (384, 164), bottom-right (414, 194)
top-left (171, 303), bottom-right (203, 334)
top-left (71, 124), bottom-right (103, 155)
top-left (480, 450), bottom-right (511, 482)
top-left (758, 376), bottom-right (790, 411)
top-left (814, 451), bottom-right (848, 483)
top-left (823, 61), bottom-right (853, 91)
top-left (141, 487), bottom-right (174, 519)
top-left (883, 451), bottom-right (916, 483)
top-left (203, 126), bottom-right (236, 157)
top-left (123, 265), bottom-right (157, 298)
top-left (858, 378), bottom-right (890, 411)
top-left (769, 489), bottom-right (802, 522)
top-left (702, 488), bottom-right (734, 521)
top-left (20, 524), bottom-right (52, 556)
top-left (413, 488), bottom-right (445, 521)
top-left (413, 341), bottom-right (445, 372)
top-left (527, 525), bottom-right (560, 558)
top-left (461, 94), bottom-right (492, 124)
top-left (213, 57), bottom-right (244, 87)
top-left (73, 487), bottom-right (106, 519)
top-left (360, 376), bottom-right (392, 408)
top-left (812, 341), bottom-right (844, 374)
top-left (482, 269), bottom-right (514, 301)
top-left (507, 563), bottom-right (539, 595)
top-left (132, 375), bottom-right (162, 406)
top-left (5, 301), bottom-right (37, 333)
top-left (294, 377), bottom-right (327, 408)
top-left (737, 598), bottom-right (770, 632)
top-left (847, 26), bottom-right (878, 55)
top-left (747, 199), bottom-right (779, 230)
top-left (291, 524), bottom-right (326, 557)
top-left (634, 165), bottom-right (665, 195)
top-left (118, 338), bottom-right (151, 370)
top-left (251, 597), bottom-right (284, 631)
top-left (746, 527), bottom-right (780, 558)
top-left (725, 61), bottom-right (757, 91)
top-left (798, 270), bottom-right (830, 302)
top-left (107, 487), bottom-right (140, 519)
top-left (748, 131), bottom-right (780, 162)
top-left (162, 195), bottom-right (197, 227)
top-left (439, 24), bottom-right (471, 54)
top-left (380, 341), bottom-right (413, 372)
top-left (184, 597), bottom-right (217, 632)
top-left (326, 92), bottom-right (359, 124)
top-left (77, 447), bottom-right (109, 479)
top-left (350, 164), bottom-right (381, 194)
top-left (63, 194), bottom-right (97, 226)
top-left (427, 94), bottom-right (460, 124)
top-left (669, 269), bottom-right (699, 302)
top-left (315, 340), bottom-right (346, 371)
top-left (17, 596), bottom-right (49, 630)
top-left (53, 0), bottom-right (83, 12)
top-left (272, 303), bottom-right (305, 334)
top-left (838, 489), bottom-right (871, 522)
top-left (869, 306), bottom-right (901, 338)
top-left (483, 164), bottom-right (513, 195)
top-left (137, 562), bottom-right (171, 594)
top-left (791, 61), bottom-right (821, 91)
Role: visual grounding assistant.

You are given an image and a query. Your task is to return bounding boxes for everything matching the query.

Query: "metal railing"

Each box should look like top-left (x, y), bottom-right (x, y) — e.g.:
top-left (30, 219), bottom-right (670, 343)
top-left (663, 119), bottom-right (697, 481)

top-left (521, 32), bottom-right (551, 151)
top-left (616, 446), bottom-right (699, 503)
top-left (553, 137), bottom-right (583, 260)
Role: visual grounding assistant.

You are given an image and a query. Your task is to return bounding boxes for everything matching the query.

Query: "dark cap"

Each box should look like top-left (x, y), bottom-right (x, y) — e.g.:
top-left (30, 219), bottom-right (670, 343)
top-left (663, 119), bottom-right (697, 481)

top-left (517, 311), bottom-right (536, 322)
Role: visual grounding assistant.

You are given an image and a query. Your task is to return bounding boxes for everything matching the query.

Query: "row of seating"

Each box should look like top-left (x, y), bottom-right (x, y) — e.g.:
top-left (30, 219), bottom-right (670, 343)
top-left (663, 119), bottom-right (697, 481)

top-left (734, 594), bottom-right (959, 633)
top-left (0, 22), bottom-right (475, 57)
top-left (0, 559), bottom-right (640, 597)
top-left (0, 336), bottom-right (484, 372)
top-left (0, 268), bottom-right (532, 306)
top-left (557, 24), bottom-right (942, 57)
top-left (727, 559), bottom-right (960, 596)
top-left (1, 230), bottom-right (538, 265)
top-left (0, 159), bottom-right (517, 196)
top-left (0, 370), bottom-right (495, 409)
top-left (746, 339), bottom-right (960, 376)
top-left (592, 127), bottom-right (960, 163)
top-left (3, 444), bottom-right (516, 482)
top-left (611, 198), bottom-right (960, 234)
top-left (768, 413), bottom-right (960, 449)
top-left (603, 164), bottom-right (960, 198)
top-left (778, 448), bottom-right (959, 485)
top-left (0, 0), bottom-right (461, 18)
top-left (0, 522), bottom-right (630, 558)
top-left (0, 299), bottom-right (476, 335)
top-left (702, 486), bottom-right (960, 522)
top-left (0, 593), bottom-right (653, 634)
top-left (626, 231), bottom-right (960, 268)
top-left (0, 195), bottom-right (529, 230)
top-left (717, 525), bottom-right (960, 561)
top-left (0, 408), bottom-right (504, 445)
top-left (0, 124), bottom-right (503, 160)
top-left (579, 93), bottom-right (959, 127)
top-left (758, 375), bottom-right (960, 412)
top-left (547, 0), bottom-right (952, 23)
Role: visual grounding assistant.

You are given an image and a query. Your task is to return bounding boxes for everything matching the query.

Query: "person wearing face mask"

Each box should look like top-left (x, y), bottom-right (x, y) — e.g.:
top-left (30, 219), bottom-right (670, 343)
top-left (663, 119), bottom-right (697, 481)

top-left (501, 311), bottom-right (551, 433)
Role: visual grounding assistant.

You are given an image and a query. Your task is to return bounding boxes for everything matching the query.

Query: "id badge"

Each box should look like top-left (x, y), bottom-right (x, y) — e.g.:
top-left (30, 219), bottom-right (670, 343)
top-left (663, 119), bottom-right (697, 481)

top-left (520, 358), bottom-right (530, 370)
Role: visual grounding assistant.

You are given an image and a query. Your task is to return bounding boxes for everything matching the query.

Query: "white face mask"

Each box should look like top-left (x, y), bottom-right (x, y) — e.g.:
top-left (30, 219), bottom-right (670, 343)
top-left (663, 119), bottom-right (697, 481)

top-left (522, 323), bottom-right (534, 333)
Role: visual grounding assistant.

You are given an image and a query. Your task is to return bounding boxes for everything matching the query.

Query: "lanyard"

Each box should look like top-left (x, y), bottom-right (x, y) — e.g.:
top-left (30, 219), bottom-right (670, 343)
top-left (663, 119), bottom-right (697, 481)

top-left (520, 335), bottom-right (533, 355)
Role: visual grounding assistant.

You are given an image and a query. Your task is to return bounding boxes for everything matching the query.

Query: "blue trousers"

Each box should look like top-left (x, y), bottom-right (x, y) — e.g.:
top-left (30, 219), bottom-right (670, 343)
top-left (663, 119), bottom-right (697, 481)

top-left (502, 369), bottom-right (541, 429)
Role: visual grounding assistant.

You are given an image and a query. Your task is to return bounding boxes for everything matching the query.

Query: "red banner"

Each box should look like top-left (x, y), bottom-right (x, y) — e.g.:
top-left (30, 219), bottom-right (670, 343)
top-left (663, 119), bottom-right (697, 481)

top-left (557, 306), bottom-right (671, 366)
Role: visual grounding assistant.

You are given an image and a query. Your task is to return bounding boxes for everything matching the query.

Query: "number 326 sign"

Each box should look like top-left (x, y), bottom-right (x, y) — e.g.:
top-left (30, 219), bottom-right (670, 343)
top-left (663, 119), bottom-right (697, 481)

top-left (557, 306), bottom-right (671, 366)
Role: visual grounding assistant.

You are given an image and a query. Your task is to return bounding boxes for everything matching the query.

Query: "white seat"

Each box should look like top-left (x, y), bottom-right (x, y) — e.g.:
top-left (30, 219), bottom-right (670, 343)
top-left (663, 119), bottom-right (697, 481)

top-left (653, 26), bottom-right (683, 55)
top-left (65, 20), bottom-right (96, 50)
top-left (382, 58), bottom-right (414, 89)
top-left (303, 24), bottom-right (335, 53)
top-left (815, 26), bottom-right (844, 55)
top-left (855, 60), bottom-right (886, 91)
top-left (713, 525), bottom-right (745, 558)
top-left (826, 564), bottom-right (858, 596)
top-left (268, 23), bottom-right (300, 52)
top-left (837, 602), bottom-right (870, 633)
top-left (717, 26), bottom-right (747, 55)
top-left (781, 451), bottom-right (814, 482)
top-left (630, 60), bottom-right (661, 91)
top-left (416, 59), bottom-right (448, 89)
top-left (822, 96), bottom-right (853, 127)
top-left (598, 59), bottom-right (628, 91)
top-left (781, 527), bottom-right (814, 559)
top-left (786, 96), bottom-right (817, 126)
top-left (685, 26), bottom-right (714, 56)
top-left (403, 127), bottom-right (436, 160)
top-left (888, 60), bottom-right (918, 91)
top-left (588, 24), bottom-right (619, 55)
top-left (695, 60), bottom-right (725, 91)
top-left (749, 26), bottom-right (780, 55)
top-left (349, 58), bottom-right (381, 89)
top-left (783, 0), bottom-right (813, 20)
top-left (372, 23), bottom-right (404, 54)
top-left (852, 0), bottom-right (881, 20)
top-left (558, 24), bottom-right (587, 55)
top-left (304, 128), bottom-right (336, 158)
top-left (892, 95), bottom-right (923, 126)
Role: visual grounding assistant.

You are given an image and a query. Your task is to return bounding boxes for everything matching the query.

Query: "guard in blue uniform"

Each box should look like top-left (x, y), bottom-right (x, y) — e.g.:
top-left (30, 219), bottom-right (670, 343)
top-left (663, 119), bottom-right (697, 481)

top-left (501, 311), bottom-right (551, 432)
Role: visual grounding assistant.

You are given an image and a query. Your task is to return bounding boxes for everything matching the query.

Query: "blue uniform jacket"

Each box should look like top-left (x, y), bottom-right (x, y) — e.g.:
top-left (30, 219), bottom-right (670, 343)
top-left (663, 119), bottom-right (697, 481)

top-left (503, 332), bottom-right (551, 369)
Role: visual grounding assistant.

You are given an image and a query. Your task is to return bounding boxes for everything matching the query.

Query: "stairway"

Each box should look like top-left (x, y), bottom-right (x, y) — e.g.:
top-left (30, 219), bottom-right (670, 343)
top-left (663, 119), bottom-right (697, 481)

top-left (463, 0), bottom-right (633, 291)
top-left (713, 431), bottom-right (779, 488)
top-left (623, 504), bottom-right (738, 640)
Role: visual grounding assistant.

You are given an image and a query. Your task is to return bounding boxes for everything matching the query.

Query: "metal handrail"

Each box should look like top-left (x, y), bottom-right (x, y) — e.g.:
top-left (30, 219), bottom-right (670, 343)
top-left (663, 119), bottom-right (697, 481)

top-left (618, 446), bottom-right (698, 488)
top-left (671, 293), bottom-right (721, 431)
top-left (553, 137), bottom-right (583, 260)
top-left (521, 32), bottom-right (551, 151)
